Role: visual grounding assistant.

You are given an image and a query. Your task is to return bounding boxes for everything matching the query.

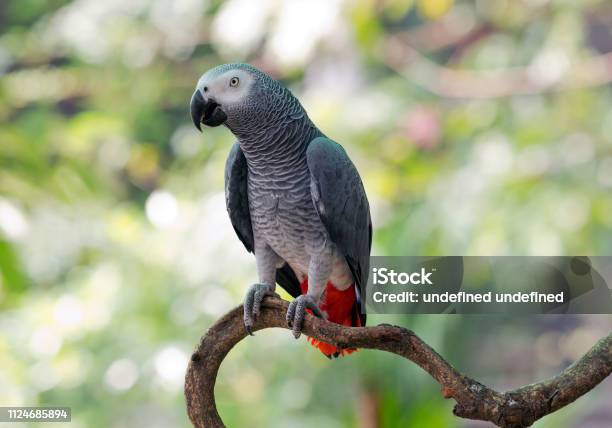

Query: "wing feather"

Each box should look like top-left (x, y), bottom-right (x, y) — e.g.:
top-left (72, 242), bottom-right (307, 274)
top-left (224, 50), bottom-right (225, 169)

top-left (306, 137), bottom-right (372, 320)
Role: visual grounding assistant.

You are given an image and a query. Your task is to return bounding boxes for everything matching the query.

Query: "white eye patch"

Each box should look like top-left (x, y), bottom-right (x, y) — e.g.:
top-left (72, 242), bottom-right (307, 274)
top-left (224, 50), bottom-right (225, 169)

top-left (206, 69), bottom-right (254, 106)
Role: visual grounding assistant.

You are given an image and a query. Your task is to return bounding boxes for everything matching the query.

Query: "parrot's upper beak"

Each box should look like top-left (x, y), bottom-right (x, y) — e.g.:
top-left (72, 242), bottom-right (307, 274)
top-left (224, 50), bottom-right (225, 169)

top-left (190, 90), bottom-right (227, 132)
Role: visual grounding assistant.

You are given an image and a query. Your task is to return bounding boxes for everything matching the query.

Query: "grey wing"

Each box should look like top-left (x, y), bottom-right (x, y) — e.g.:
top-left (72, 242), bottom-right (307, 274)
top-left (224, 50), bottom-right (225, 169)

top-left (306, 137), bottom-right (372, 319)
top-left (224, 142), bottom-right (302, 298)
top-left (224, 142), bottom-right (254, 252)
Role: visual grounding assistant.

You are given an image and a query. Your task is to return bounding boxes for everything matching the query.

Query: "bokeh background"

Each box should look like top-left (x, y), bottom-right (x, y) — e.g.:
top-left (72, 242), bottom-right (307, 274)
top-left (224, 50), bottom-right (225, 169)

top-left (1, 0), bottom-right (611, 427)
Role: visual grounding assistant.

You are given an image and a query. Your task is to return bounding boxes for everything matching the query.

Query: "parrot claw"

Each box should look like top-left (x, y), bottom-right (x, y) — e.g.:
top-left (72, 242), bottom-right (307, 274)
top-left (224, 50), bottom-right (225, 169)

top-left (286, 294), bottom-right (324, 339)
top-left (243, 283), bottom-right (277, 335)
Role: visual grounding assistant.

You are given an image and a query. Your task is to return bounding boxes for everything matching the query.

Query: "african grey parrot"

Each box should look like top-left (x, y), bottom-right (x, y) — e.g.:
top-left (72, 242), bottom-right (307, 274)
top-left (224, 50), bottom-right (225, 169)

top-left (190, 63), bottom-right (371, 357)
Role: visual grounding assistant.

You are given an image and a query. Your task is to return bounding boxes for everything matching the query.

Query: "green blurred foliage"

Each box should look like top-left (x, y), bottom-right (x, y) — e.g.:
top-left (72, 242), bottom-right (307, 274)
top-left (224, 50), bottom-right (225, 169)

top-left (0, 0), bottom-right (611, 427)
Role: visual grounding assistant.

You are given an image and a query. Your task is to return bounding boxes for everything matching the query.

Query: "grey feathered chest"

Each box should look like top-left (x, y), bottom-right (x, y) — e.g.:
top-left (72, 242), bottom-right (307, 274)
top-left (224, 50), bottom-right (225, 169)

top-left (246, 149), bottom-right (330, 276)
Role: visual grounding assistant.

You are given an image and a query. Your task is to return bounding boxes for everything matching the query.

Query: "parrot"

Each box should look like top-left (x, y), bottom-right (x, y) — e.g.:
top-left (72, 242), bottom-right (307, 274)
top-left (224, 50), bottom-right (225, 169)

top-left (190, 63), bottom-right (372, 357)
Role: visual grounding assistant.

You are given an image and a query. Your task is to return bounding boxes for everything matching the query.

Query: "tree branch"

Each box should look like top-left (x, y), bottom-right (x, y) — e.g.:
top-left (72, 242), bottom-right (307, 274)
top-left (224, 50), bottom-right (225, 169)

top-left (184, 297), bottom-right (612, 428)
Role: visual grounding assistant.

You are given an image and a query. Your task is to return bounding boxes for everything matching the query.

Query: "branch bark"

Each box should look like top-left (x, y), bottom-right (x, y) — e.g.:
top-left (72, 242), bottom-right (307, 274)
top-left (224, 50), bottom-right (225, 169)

top-left (185, 297), bottom-right (612, 428)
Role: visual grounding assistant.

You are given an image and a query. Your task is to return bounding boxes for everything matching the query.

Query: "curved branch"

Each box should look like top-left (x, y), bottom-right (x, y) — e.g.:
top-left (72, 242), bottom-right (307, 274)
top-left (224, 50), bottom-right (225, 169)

top-left (185, 297), bottom-right (612, 428)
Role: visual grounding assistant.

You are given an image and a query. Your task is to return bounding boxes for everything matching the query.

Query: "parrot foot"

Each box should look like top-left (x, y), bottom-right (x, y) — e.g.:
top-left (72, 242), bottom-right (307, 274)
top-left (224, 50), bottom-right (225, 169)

top-left (286, 294), bottom-right (324, 339)
top-left (243, 283), bottom-right (278, 336)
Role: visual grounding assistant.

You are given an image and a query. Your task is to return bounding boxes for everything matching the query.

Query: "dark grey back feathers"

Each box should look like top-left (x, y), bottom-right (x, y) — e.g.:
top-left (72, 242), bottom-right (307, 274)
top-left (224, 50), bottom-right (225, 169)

top-left (306, 137), bottom-right (372, 306)
top-left (224, 142), bottom-right (253, 252)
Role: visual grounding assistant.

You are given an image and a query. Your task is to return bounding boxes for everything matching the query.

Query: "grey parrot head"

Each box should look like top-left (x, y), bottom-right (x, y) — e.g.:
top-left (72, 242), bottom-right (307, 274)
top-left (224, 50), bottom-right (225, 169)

top-left (190, 63), bottom-right (294, 134)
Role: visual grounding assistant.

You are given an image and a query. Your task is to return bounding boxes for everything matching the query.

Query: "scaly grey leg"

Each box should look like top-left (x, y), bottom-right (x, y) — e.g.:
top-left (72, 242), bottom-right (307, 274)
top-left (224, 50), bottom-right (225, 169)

top-left (243, 243), bottom-right (280, 335)
top-left (286, 250), bottom-right (331, 338)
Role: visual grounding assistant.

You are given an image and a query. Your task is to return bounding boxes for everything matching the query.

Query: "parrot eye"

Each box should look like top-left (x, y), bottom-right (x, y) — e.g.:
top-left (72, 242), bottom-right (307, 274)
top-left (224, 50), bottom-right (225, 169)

top-left (229, 77), bottom-right (240, 87)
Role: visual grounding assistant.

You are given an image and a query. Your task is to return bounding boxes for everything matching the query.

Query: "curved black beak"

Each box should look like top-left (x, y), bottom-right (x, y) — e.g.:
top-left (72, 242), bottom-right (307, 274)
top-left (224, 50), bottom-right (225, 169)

top-left (190, 90), bottom-right (205, 132)
top-left (190, 90), bottom-right (227, 132)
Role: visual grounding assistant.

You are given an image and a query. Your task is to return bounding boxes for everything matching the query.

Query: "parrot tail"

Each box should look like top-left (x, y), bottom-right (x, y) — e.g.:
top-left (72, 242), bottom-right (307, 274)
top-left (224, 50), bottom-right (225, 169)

top-left (299, 278), bottom-right (362, 358)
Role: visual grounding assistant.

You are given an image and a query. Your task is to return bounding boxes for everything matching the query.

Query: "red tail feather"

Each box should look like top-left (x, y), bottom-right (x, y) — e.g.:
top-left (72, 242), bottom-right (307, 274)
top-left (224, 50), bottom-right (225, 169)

top-left (299, 278), bottom-right (362, 358)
